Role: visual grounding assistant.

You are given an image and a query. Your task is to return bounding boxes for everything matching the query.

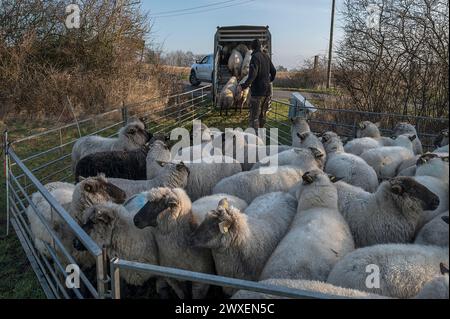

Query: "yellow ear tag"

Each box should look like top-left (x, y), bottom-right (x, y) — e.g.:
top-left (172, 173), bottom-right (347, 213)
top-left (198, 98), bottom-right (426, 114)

top-left (219, 221), bottom-right (229, 234)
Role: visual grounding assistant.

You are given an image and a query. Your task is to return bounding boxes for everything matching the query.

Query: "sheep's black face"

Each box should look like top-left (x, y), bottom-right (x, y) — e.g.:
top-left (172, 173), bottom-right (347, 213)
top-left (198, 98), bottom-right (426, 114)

top-left (74, 206), bottom-right (116, 252)
top-left (389, 177), bottom-right (440, 211)
top-left (416, 153), bottom-right (440, 166)
top-left (189, 212), bottom-right (222, 248)
top-left (133, 199), bottom-right (167, 229)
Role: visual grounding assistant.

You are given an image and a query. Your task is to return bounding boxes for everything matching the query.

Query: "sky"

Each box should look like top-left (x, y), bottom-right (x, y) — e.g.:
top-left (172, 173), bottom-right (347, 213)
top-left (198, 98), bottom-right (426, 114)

top-left (141, 0), bottom-right (345, 69)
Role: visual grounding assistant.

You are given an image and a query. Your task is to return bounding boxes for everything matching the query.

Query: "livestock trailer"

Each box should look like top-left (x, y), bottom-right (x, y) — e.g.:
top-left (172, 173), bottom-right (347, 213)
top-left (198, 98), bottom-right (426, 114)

top-left (213, 25), bottom-right (272, 104)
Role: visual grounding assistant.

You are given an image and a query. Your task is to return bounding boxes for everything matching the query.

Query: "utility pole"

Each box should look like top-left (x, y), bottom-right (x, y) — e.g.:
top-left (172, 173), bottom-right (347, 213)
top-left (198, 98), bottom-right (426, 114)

top-left (326, 0), bottom-right (336, 89)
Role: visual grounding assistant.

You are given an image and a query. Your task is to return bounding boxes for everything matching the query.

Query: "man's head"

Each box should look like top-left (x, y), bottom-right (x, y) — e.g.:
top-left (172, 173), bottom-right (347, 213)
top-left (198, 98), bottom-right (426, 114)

top-left (251, 39), bottom-right (261, 51)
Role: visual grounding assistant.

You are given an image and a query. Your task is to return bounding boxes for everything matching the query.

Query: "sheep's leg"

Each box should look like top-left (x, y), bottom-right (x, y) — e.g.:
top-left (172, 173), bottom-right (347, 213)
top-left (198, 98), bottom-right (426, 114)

top-left (192, 282), bottom-right (210, 299)
top-left (156, 278), bottom-right (171, 299)
top-left (166, 278), bottom-right (189, 299)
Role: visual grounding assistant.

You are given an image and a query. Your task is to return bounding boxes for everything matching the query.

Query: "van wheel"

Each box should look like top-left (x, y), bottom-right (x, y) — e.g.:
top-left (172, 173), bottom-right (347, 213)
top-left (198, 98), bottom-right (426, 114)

top-left (190, 71), bottom-right (201, 87)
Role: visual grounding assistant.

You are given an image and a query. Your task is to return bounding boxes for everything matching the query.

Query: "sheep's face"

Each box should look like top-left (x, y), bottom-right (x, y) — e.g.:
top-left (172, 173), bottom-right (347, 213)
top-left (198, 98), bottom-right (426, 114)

top-left (74, 204), bottom-right (119, 252)
top-left (386, 177), bottom-right (440, 211)
top-left (393, 122), bottom-right (417, 136)
top-left (122, 121), bottom-right (152, 147)
top-left (133, 188), bottom-right (191, 233)
top-left (434, 129), bottom-right (449, 148)
top-left (356, 121), bottom-right (380, 138)
top-left (321, 132), bottom-right (342, 153)
top-left (416, 153), bottom-right (440, 166)
top-left (156, 162), bottom-right (190, 189)
top-left (74, 175), bottom-right (126, 221)
top-left (147, 140), bottom-right (171, 162)
top-left (190, 199), bottom-right (238, 249)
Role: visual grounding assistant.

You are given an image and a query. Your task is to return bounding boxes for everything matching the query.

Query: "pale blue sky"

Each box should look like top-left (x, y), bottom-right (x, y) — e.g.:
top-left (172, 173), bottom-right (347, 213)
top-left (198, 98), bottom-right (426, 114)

top-left (141, 0), bottom-right (345, 69)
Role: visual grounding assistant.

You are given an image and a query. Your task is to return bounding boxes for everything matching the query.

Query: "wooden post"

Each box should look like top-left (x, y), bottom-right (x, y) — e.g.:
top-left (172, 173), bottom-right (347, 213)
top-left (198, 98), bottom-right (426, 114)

top-left (327, 0), bottom-right (336, 89)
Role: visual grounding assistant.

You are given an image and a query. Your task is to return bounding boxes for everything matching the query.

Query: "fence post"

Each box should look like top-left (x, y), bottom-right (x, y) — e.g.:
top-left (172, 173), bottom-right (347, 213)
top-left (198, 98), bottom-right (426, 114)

top-left (121, 101), bottom-right (128, 126)
top-left (110, 257), bottom-right (121, 299)
top-left (95, 247), bottom-right (108, 299)
top-left (3, 130), bottom-right (10, 236)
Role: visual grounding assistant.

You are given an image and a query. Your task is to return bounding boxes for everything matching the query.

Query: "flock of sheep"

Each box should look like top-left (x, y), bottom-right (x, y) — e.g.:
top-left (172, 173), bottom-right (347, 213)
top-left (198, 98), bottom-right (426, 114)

top-left (25, 116), bottom-right (449, 299)
top-left (217, 44), bottom-right (254, 115)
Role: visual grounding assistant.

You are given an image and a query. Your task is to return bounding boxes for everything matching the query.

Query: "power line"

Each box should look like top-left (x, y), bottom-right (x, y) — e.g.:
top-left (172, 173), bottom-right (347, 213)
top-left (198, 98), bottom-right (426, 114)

top-left (152, 0), bottom-right (240, 15)
top-left (153, 0), bottom-right (256, 18)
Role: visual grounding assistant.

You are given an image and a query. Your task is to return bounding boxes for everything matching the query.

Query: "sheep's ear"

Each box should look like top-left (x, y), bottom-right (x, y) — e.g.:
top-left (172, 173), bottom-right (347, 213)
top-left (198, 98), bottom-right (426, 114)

top-left (409, 135), bottom-right (417, 141)
top-left (374, 122), bottom-right (381, 128)
top-left (441, 216), bottom-right (449, 225)
top-left (328, 174), bottom-right (342, 183)
top-left (218, 198), bottom-right (229, 210)
top-left (440, 263), bottom-right (449, 275)
top-left (218, 220), bottom-right (232, 234)
top-left (302, 172), bottom-right (314, 185)
top-left (297, 132), bottom-right (308, 140)
top-left (309, 147), bottom-right (324, 159)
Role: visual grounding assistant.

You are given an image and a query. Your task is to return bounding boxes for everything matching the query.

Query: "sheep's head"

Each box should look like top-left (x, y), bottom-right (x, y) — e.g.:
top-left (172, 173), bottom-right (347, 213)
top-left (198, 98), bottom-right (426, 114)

top-left (393, 122), bottom-right (417, 137)
top-left (356, 121), bottom-right (381, 138)
top-left (147, 140), bottom-right (171, 163)
top-left (386, 177), bottom-right (440, 211)
top-left (74, 175), bottom-right (126, 221)
top-left (416, 153), bottom-right (440, 166)
top-left (434, 129), bottom-right (449, 148)
top-left (73, 203), bottom-right (122, 252)
top-left (296, 170), bottom-right (340, 209)
top-left (120, 120), bottom-right (152, 147)
top-left (155, 161), bottom-right (190, 189)
top-left (321, 131), bottom-right (343, 153)
top-left (133, 188), bottom-right (192, 233)
top-left (189, 198), bottom-right (243, 249)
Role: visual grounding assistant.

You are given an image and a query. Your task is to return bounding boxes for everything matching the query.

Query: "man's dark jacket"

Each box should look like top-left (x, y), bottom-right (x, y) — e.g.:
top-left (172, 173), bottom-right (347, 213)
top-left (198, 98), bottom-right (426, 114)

top-left (241, 49), bottom-right (277, 97)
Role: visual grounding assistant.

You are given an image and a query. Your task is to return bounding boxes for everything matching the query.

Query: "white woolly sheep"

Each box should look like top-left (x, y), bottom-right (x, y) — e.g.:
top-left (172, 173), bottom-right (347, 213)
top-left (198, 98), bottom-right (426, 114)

top-left (414, 154), bottom-right (449, 226)
top-left (393, 122), bottom-right (423, 155)
top-left (434, 129), bottom-right (449, 148)
top-left (217, 77), bottom-right (239, 116)
top-left (133, 188), bottom-right (215, 299)
top-left (109, 162), bottom-right (190, 198)
top-left (343, 137), bottom-right (382, 156)
top-left (191, 194), bottom-right (248, 224)
top-left (213, 166), bottom-right (304, 204)
top-left (360, 134), bottom-right (416, 180)
top-left (327, 244), bottom-right (449, 298)
top-left (73, 202), bottom-right (158, 286)
top-left (434, 144), bottom-right (449, 154)
top-left (292, 132), bottom-right (326, 167)
top-left (414, 213), bottom-right (448, 247)
top-left (228, 50), bottom-right (243, 78)
top-left (356, 121), bottom-right (395, 146)
top-left (414, 263), bottom-right (449, 299)
top-left (335, 176), bottom-right (440, 247)
top-left (251, 147), bottom-right (324, 171)
top-left (26, 176), bottom-right (127, 260)
top-left (71, 119), bottom-right (151, 171)
top-left (231, 278), bottom-right (386, 299)
top-left (321, 132), bottom-right (379, 192)
top-left (260, 170), bottom-right (354, 282)
top-left (190, 193), bottom-right (297, 296)
top-left (146, 140), bottom-right (172, 179)
top-left (240, 50), bottom-right (253, 78)
top-left (291, 117), bottom-right (311, 147)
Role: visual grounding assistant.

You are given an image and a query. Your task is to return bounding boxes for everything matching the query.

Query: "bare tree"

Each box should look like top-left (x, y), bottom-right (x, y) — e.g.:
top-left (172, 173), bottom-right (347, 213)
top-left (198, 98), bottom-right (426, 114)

top-left (336, 0), bottom-right (449, 118)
